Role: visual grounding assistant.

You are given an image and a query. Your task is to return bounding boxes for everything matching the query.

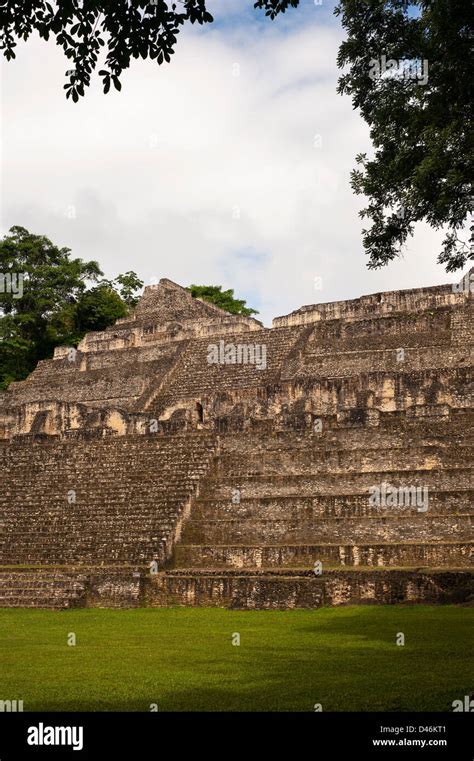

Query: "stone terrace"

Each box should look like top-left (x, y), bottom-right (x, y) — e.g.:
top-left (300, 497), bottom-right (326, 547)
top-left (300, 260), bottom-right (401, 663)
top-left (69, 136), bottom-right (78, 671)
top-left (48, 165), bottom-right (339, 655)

top-left (0, 273), bottom-right (472, 608)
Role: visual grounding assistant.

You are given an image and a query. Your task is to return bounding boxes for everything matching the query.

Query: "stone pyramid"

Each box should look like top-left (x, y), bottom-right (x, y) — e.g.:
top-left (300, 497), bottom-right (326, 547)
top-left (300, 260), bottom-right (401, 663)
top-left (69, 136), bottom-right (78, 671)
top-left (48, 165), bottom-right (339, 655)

top-left (0, 271), bottom-right (472, 608)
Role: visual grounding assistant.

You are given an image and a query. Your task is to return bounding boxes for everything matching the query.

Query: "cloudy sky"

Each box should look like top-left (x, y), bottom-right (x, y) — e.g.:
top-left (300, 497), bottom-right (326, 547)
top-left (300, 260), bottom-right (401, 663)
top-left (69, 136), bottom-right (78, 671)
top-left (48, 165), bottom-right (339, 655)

top-left (1, 0), bottom-right (455, 325)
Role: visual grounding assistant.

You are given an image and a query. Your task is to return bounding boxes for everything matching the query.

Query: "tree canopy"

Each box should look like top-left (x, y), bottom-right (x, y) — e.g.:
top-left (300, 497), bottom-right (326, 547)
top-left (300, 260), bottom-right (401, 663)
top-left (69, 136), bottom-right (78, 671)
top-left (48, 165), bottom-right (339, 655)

top-left (258, 0), bottom-right (473, 271)
top-left (187, 285), bottom-right (258, 317)
top-left (0, 0), bottom-right (214, 101)
top-left (0, 226), bottom-right (143, 389)
top-left (335, 0), bottom-right (472, 272)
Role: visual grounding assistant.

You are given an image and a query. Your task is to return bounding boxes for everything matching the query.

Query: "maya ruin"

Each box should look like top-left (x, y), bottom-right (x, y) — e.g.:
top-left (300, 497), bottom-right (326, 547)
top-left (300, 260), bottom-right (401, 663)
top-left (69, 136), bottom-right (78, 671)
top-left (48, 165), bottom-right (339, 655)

top-left (0, 272), bottom-right (472, 610)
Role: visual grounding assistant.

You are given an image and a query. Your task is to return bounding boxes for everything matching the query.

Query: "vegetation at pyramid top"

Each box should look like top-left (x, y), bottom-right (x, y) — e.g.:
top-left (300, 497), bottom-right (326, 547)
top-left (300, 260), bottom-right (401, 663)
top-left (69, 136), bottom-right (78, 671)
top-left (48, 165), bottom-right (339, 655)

top-left (187, 285), bottom-right (258, 317)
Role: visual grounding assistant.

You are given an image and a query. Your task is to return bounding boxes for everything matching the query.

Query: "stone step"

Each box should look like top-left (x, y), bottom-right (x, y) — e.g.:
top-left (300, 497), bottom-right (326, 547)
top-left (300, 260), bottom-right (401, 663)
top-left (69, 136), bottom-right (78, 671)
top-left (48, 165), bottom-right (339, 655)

top-left (300, 304), bottom-right (458, 335)
top-left (0, 566), bottom-right (147, 608)
top-left (174, 541), bottom-right (473, 569)
top-left (192, 490), bottom-right (474, 519)
top-left (214, 446), bottom-right (473, 475)
top-left (204, 468), bottom-right (473, 499)
top-left (1, 565), bottom-right (472, 609)
top-left (215, 416), bottom-right (474, 453)
top-left (2, 514), bottom-right (181, 527)
top-left (1, 529), bottom-right (175, 541)
top-left (0, 571), bottom-right (86, 609)
top-left (1, 492), bottom-right (184, 503)
top-left (182, 514), bottom-right (473, 544)
top-left (1, 434), bottom-right (215, 450)
top-left (147, 568), bottom-right (474, 609)
top-left (0, 541), bottom-right (164, 564)
top-left (1, 464), bottom-right (210, 476)
top-left (297, 346), bottom-right (470, 376)
top-left (0, 597), bottom-right (78, 609)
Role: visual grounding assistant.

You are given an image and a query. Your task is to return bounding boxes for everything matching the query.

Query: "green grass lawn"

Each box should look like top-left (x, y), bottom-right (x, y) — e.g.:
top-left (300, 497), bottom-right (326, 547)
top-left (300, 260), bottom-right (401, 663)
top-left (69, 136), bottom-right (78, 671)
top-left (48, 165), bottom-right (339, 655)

top-left (0, 606), bottom-right (471, 712)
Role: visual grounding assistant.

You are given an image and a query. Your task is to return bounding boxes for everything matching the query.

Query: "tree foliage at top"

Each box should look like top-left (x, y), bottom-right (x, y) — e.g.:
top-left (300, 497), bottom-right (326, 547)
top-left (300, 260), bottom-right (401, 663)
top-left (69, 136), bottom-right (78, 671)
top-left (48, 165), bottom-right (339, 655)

top-left (335, 0), bottom-right (473, 271)
top-left (0, 1), bottom-right (214, 101)
top-left (1, 1), bottom-right (472, 271)
top-left (187, 285), bottom-right (258, 317)
top-left (0, 226), bottom-right (143, 389)
top-left (256, 0), bottom-right (474, 272)
top-left (257, 0), bottom-right (473, 272)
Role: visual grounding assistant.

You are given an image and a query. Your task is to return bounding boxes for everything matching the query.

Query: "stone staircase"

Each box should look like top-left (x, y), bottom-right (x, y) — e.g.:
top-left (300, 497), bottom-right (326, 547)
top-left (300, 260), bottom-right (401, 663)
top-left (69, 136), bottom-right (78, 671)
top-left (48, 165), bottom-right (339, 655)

top-left (146, 326), bottom-right (305, 417)
top-left (150, 417), bottom-right (474, 608)
top-left (0, 433), bottom-right (217, 565)
top-left (0, 569), bottom-right (87, 609)
top-left (5, 343), bottom-right (183, 409)
top-left (0, 433), bottom-right (217, 607)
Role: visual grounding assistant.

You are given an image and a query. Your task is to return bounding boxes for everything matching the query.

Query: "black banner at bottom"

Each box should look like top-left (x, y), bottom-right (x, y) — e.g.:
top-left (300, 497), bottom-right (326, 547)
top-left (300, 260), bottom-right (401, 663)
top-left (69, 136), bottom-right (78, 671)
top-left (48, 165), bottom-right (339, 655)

top-left (0, 712), bottom-right (472, 759)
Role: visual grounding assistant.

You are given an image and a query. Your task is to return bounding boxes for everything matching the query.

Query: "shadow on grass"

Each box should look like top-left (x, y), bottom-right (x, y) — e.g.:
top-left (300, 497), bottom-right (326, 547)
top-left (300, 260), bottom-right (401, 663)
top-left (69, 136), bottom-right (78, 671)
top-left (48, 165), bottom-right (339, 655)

top-left (1, 606), bottom-right (472, 712)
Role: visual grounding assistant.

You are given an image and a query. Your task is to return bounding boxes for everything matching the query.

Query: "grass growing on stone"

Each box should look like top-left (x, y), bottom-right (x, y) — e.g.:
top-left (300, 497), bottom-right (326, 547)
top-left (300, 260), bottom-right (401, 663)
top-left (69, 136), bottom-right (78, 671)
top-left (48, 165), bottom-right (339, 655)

top-left (0, 606), bottom-right (471, 712)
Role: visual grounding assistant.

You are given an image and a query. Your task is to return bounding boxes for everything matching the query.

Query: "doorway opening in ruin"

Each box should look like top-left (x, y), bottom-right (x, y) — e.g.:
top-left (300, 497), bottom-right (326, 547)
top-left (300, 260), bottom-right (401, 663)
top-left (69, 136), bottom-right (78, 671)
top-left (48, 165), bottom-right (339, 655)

top-left (196, 402), bottom-right (204, 423)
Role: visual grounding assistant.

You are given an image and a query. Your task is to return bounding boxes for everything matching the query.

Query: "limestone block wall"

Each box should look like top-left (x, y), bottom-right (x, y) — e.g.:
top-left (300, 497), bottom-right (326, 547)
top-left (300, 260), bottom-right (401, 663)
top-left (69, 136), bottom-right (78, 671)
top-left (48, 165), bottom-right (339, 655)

top-left (0, 433), bottom-right (217, 566)
top-left (145, 326), bottom-right (306, 418)
top-left (273, 277), bottom-right (471, 327)
top-left (1, 274), bottom-right (472, 440)
top-left (170, 415), bottom-right (473, 587)
top-left (5, 347), bottom-right (181, 408)
top-left (147, 569), bottom-right (473, 609)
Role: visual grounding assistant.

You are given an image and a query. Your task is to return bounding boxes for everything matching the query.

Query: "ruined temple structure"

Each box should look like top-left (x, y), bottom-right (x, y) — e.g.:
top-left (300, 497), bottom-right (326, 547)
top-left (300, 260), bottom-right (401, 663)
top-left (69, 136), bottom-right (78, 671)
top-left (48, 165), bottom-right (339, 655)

top-left (0, 273), bottom-right (472, 609)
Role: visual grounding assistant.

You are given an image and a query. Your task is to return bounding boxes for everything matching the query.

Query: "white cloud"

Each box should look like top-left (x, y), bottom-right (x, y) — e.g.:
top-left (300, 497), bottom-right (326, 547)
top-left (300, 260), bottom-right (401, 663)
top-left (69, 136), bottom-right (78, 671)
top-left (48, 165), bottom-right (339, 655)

top-left (1, 9), bottom-right (453, 325)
